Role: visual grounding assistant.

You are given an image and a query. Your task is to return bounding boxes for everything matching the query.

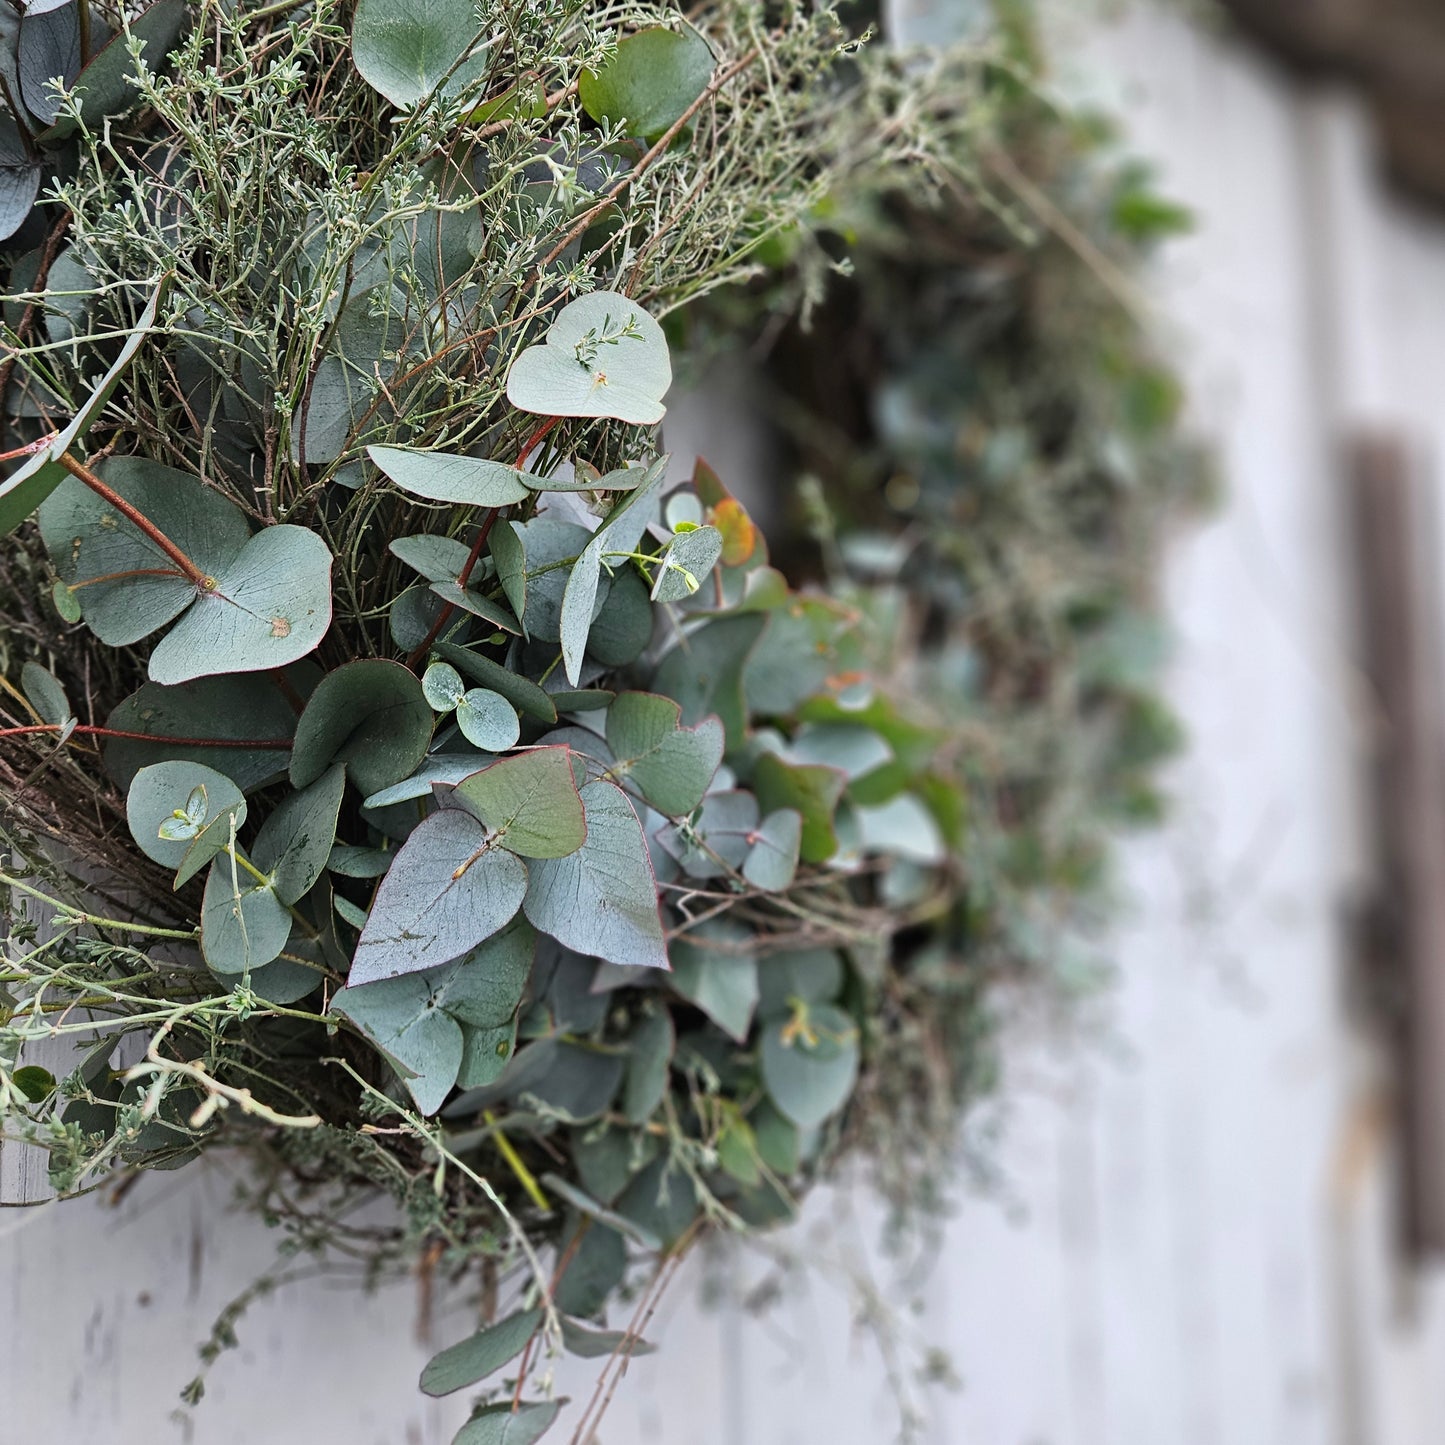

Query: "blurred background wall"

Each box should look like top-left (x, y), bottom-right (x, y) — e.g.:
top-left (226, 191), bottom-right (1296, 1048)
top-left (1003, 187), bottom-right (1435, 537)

top-left (10, 3), bottom-right (1445, 1441)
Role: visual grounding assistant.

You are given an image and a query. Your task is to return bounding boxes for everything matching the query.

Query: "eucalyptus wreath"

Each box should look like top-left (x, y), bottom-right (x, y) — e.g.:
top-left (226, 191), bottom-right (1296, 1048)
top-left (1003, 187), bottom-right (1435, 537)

top-left (0, 0), bottom-right (1194, 1439)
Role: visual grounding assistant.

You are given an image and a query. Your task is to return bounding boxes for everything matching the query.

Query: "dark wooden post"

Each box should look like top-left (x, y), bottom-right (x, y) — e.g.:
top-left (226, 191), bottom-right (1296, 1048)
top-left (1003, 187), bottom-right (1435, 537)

top-left (1349, 433), bottom-right (1445, 1253)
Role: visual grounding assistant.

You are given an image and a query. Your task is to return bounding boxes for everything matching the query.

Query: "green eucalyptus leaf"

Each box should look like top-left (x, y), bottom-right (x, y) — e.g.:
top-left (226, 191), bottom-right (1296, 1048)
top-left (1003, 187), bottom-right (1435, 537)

top-left (39, 456), bottom-right (251, 647)
top-left (350, 808), bottom-right (528, 983)
top-left (456, 688), bottom-right (520, 751)
top-left (854, 792), bottom-right (946, 864)
top-left (252, 764), bottom-right (346, 905)
top-left (292, 284), bottom-right (404, 464)
top-left (351, 0), bottom-right (491, 108)
top-left (200, 856), bottom-right (292, 975)
top-left (453, 746), bottom-right (585, 858)
top-left (650, 524), bottom-right (722, 603)
top-left (668, 931), bottom-right (757, 1043)
top-left (523, 780), bottom-right (667, 970)
top-left (40, 0), bottom-right (188, 141)
top-left (741, 809), bottom-right (802, 892)
top-left (103, 673), bottom-right (301, 793)
top-left (540, 1172), bottom-right (661, 1250)
top-left (0, 115), bottom-right (41, 244)
top-left (489, 520), bottom-right (527, 623)
top-left (20, 660), bottom-right (69, 726)
top-left (436, 643), bottom-right (557, 723)
top-left (428, 578), bottom-right (521, 633)
top-left (559, 1317), bottom-right (656, 1360)
top-left (419, 1308), bottom-right (541, 1398)
top-left (759, 1001), bottom-right (859, 1130)
top-left (757, 947), bottom-right (844, 1021)
top-left (623, 1009), bottom-right (674, 1123)
top-left (125, 761), bottom-right (246, 885)
top-left (453, 1400), bottom-right (562, 1445)
top-left (657, 790), bottom-right (755, 879)
top-left (613, 1154), bottom-right (699, 1250)
top-left (390, 533), bottom-right (471, 582)
top-left (367, 445), bottom-right (532, 507)
top-left (290, 659), bottom-right (433, 795)
top-left (361, 755), bottom-right (494, 810)
top-left (423, 661), bottom-right (466, 711)
top-left (17, 2), bottom-right (84, 126)
top-left (553, 1219), bottom-right (625, 1318)
top-left (584, 565), bottom-right (653, 668)
top-left (652, 613), bottom-right (766, 750)
top-left (604, 691), bottom-right (723, 817)
top-left (0, 279), bottom-right (167, 537)
top-left (147, 525), bottom-right (334, 686)
top-left (578, 25), bottom-right (714, 138)
top-left (557, 457), bottom-right (666, 682)
top-left (327, 844), bottom-right (395, 878)
top-left (333, 920), bottom-right (533, 1113)
top-left (506, 291), bottom-right (672, 425)
top-left (458, 1019), bottom-right (519, 1088)
top-left (12, 1065), bottom-right (57, 1102)
top-left (752, 753), bottom-right (846, 864)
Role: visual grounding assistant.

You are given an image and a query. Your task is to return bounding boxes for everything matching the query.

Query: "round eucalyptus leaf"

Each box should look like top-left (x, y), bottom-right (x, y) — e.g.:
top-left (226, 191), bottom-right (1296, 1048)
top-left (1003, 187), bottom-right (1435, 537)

top-left (351, 0), bottom-right (491, 107)
top-left (455, 687), bottom-right (519, 751)
top-left (741, 808), bottom-right (803, 893)
top-left (147, 525), bottom-right (334, 686)
top-left (18, 1), bottom-right (84, 126)
top-left (650, 523), bottom-right (723, 602)
top-left (246, 956), bottom-right (325, 1006)
top-left (422, 661), bottom-right (465, 712)
top-left (578, 25), bottom-right (714, 138)
top-left (103, 672), bottom-right (302, 794)
top-left (290, 659), bottom-right (434, 795)
top-left (39, 456), bottom-right (251, 648)
top-left (505, 291), bottom-right (672, 425)
top-left (759, 1002), bottom-right (860, 1131)
top-left (125, 760), bottom-right (247, 883)
top-left (452, 747), bottom-right (585, 859)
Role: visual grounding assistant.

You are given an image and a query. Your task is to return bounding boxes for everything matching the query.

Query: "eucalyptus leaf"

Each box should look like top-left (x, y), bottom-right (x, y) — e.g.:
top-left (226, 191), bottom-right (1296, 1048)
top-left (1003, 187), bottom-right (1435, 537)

top-left (125, 761), bottom-right (246, 885)
top-left (452, 746), bottom-right (585, 859)
top-left (20, 660), bottom-right (69, 725)
top-left (456, 688), bottom-right (520, 751)
top-left (290, 659), bottom-right (434, 795)
top-left (103, 673), bottom-right (301, 793)
top-left (741, 809), bottom-right (803, 892)
top-left (604, 691), bottom-right (723, 817)
top-left (453, 1400), bottom-right (562, 1445)
top-left (506, 291), bottom-right (672, 425)
top-left (351, 0), bottom-right (492, 108)
top-left (391, 533), bottom-right (471, 582)
top-left (523, 781), bottom-right (667, 970)
top-left (147, 525), bottom-right (334, 686)
top-left (650, 524), bottom-right (722, 603)
top-left (200, 857), bottom-right (292, 975)
top-left (578, 25), bottom-right (714, 138)
top-left (40, 0), bottom-right (188, 141)
top-left (252, 764), bottom-right (346, 905)
top-left (668, 932), bottom-right (757, 1043)
top-left (419, 1309), bottom-right (541, 1398)
top-left (436, 643), bottom-right (557, 723)
top-left (752, 753), bottom-right (846, 864)
top-left (759, 1001), bottom-right (859, 1130)
top-left (350, 808), bottom-right (528, 983)
top-left (368, 445), bottom-right (532, 507)
top-left (39, 456), bottom-right (251, 647)
top-left (623, 1009), bottom-right (674, 1123)
top-left (560, 1317), bottom-right (656, 1360)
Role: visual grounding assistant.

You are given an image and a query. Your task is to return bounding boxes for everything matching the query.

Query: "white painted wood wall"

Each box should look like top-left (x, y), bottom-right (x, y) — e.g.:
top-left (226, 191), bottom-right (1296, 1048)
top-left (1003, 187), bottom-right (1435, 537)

top-left (9, 9), bottom-right (1445, 1442)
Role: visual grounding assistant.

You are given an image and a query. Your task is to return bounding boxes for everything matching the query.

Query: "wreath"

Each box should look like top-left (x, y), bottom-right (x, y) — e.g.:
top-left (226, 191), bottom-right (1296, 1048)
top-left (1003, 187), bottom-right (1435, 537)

top-left (0, 1), bottom-right (1197, 1438)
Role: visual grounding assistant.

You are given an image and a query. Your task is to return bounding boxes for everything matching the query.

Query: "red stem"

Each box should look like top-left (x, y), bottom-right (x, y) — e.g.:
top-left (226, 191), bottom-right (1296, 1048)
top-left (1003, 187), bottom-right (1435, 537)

top-left (0, 724), bottom-right (292, 748)
top-left (58, 453), bottom-right (210, 590)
